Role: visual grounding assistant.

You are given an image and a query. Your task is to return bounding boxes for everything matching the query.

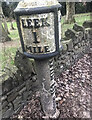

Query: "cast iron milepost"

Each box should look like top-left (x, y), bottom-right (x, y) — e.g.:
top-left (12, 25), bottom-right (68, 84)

top-left (14, 0), bottom-right (62, 119)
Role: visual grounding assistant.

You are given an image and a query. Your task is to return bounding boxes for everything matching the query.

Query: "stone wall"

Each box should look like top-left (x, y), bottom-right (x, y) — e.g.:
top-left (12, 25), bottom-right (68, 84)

top-left (1, 52), bottom-right (39, 118)
top-left (54, 21), bottom-right (92, 75)
top-left (1, 21), bottom-right (92, 119)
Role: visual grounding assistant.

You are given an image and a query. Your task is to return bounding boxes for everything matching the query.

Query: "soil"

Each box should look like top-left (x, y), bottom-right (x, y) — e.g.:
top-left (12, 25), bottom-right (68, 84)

top-left (10, 52), bottom-right (92, 120)
top-left (0, 40), bottom-right (20, 49)
top-left (1, 39), bottom-right (91, 120)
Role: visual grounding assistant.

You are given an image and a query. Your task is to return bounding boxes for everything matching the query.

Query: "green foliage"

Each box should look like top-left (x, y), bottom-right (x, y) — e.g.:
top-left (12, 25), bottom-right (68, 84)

top-left (9, 23), bottom-right (19, 39)
top-left (2, 21), bottom-right (19, 39)
top-left (61, 13), bottom-right (91, 38)
top-left (7, 22), bottom-right (19, 39)
top-left (0, 22), bottom-right (19, 70)
top-left (0, 47), bottom-right (17, 70)
top-left (75, 13), bottom-right (91, 25)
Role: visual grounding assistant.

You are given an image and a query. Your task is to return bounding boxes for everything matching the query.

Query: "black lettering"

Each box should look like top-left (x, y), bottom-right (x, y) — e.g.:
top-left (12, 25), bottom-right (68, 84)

top-left (38, 47), bottom-right (43, 53)
top-left (30, 47), bottom-right (32, 52)
top-left (33, 47), bottom-right (37, 53)
top-left (41, 17), bottom-right (50, 27)
top-left (21, 19), bottom-right (27, 28)
top-left (26, 45), bottom-right (32, 52)
top-left (22, 17), bottom-right (50, 29)
top-left (33, 19), bottom-right (40, 28)
top-left (27, 19), bottom-right (33, 28)
top-left (44, 46), bottom-right (50, 52)
top-left (33, 32), bottom-right (40, 44)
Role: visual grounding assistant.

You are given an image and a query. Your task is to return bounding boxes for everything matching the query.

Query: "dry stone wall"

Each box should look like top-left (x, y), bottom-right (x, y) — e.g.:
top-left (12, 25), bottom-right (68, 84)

top-left (54, 21), bottom-right (92, 75)
top-left (1, 20), bottom-right (92, 119)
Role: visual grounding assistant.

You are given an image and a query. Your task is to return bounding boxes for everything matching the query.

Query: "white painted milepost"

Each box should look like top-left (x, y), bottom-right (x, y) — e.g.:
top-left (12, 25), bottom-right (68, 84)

top-left (14, 0), bottom-right (62, 119)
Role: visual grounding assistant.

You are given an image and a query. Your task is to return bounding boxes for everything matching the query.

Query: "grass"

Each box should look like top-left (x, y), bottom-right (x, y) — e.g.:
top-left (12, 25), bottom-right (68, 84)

top-left (61, 13), bottom-right (91, 38)
top-left (1, 21), bottom-right (19, 71)
top-left (75, 14), bottom-right (91, 25)
top-left (0, 13), bottom-right (91, 71)
top-left (0, 47), bottom-right (17, 70)
top-left (7, 21), bottom-right (19, 39)
top-left (2, 21), bottom-right (19, 39)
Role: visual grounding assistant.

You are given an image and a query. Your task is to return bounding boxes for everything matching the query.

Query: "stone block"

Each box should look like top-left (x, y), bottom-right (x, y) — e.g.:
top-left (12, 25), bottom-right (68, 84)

top-left (62, 39), bottom-right (73, 51)
top-left (73, 37), bottom-right (79, 45)
top-left (16, 82), bottom-right (26, 92)
top-left (83, 20), bottom-right (92, 28)
top-left (8, 103), bottom-right (13, 108)
top-left (2, 107), bottom-right (14, 118)
top-left (78, 31), bottom-right (84, 41)
top-left (27, 90), bottom-right (33, 100)
top-left (7, 91), bottom-right (18, 102)
top-left (89, 28), bottom-right (92, 35)
top-left (15, 70), bottom-right (24, 84)
top-left (19, 87), bottom-right (26, 95)
top-left (85, 28), bottom-right (92, 40)
top-left (32, 75), bottom-right (37, 82)
top-left (14, 105), bottom-right (24, 114)
top-left (1, 95), bottom-right (7, 102)
top-left (2, 76), bottom-right (13, 94)
top-left (67, 41), bottom-right (73, 51)
top-left (23, 91), bottom-right (29, 100)
top-left (26, 80), bottom-right (32, 91)
top-left (65, 29), bottom-right (77, 39)
top-left (85, 28), bottom-right (92, 34)
top-left (65, 59), bottom-right (71, 66)
top-left (74, 45), bottom-right (78, 50)
top-left (14, 50), bottom-right (35, 75)
top-left (2, 106), bottom-right (8, 114)
top-left (78, 43), bottom-right (82, 48)
top-left (61, 42), bottom-right (68, 52)
top-left (73, 23), bottom-right (84, 32)
top-left (13, 96), bottom-right (22, 110)
top-left (2, 101), bottom-right (8, 109)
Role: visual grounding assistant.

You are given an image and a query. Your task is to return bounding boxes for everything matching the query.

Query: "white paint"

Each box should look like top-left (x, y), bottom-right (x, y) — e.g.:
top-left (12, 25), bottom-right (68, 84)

top-left (20, 13), bottom-right (56, 54)
top-left (17, 0), bottom-right (59, 8)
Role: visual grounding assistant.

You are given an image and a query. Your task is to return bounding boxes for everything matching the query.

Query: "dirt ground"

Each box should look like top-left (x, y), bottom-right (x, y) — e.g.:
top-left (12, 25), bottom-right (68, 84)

top-left (1, 40), bottom-right (91, 120)
top-left (10, 52), bottom-right (92, 120)
top-left (0, 40), bottom-right (20, 49)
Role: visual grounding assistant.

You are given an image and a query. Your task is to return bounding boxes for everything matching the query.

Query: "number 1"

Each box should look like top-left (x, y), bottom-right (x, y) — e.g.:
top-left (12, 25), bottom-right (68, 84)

top-left (33, 31), bottom-right (40, 44)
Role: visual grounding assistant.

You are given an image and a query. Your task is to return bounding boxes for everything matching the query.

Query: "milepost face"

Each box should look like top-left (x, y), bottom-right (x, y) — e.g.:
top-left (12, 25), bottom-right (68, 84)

top-left (20, 12), bottom-right (56, 54)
